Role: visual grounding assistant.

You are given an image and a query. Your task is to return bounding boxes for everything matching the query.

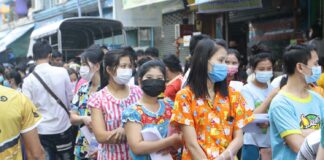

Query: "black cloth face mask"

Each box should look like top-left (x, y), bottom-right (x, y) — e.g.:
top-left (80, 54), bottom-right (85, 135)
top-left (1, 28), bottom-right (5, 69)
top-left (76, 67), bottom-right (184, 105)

top-left (141, 79), bottom-right (166, 97)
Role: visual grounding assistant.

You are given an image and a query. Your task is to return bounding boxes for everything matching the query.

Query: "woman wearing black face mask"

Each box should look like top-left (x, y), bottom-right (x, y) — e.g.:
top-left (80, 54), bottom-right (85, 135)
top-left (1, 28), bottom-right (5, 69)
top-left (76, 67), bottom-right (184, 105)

top-left (122, 60), bottom-right (182, 159)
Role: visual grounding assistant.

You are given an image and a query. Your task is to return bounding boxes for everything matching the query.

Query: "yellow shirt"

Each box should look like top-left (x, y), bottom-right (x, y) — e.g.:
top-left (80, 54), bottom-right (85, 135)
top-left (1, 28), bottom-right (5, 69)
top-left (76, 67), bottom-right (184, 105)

top-left (0, 86), bottom-right (42, 160)
top-left (317, 73), bottom-right (324, 90)
top-left (309, 83), bottom-right (324, 97)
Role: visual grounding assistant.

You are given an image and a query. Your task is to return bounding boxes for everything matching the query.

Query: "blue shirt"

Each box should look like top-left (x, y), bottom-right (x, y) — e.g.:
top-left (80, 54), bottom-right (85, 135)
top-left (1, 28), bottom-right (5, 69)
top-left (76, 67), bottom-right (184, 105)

top-left (269, 90), bottom-right (324, 160)
top-left (322, 121), bottom-right (324, 148)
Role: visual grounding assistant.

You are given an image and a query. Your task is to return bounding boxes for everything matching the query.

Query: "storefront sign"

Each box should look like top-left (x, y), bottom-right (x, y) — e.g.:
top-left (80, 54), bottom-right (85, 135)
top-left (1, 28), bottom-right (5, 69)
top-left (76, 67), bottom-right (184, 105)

top-left (197, 0), bottom-right (262, 13)
top-left (122, 0), bottom-right (171, 9)
top-left (114, 0), bottom-right (163, 27)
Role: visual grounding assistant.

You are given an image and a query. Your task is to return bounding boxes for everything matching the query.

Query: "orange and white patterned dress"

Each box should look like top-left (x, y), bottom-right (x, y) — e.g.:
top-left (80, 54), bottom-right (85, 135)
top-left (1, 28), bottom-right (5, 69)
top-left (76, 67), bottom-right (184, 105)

top-left (171, 86), bottom-right (254, 160)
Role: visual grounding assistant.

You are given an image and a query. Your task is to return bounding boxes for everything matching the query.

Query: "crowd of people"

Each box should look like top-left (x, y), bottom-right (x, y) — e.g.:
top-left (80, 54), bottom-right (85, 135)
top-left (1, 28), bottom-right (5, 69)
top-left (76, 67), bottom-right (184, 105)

top-left (1, 31), bottom-right (324, 160)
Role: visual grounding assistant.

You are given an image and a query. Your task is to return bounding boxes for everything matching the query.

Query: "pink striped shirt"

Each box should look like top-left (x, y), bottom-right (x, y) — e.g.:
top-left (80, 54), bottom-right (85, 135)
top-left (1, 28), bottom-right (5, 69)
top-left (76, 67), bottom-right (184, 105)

top-left (88, 85), bottom-right (142, 160)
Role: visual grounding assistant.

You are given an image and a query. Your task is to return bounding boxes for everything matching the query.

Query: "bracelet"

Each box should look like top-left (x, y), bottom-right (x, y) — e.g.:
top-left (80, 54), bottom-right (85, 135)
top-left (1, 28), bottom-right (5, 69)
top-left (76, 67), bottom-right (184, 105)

top-left (228, 149), bottom-right (234, 160)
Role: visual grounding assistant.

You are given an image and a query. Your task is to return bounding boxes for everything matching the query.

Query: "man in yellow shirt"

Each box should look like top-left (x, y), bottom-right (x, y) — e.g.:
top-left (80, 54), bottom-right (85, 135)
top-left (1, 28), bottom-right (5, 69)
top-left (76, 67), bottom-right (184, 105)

top-left (0, 85), bottom-right (44, 160)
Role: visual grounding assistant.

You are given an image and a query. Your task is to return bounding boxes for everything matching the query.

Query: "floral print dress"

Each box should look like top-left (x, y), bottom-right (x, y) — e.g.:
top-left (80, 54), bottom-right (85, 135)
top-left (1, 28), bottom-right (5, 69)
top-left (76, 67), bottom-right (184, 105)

top-left (122, 99), bottom-right (173, 160)
top-left (170, 86), bottom-right (254, 160)
top-left (71, 82), bottom-right (99, 160)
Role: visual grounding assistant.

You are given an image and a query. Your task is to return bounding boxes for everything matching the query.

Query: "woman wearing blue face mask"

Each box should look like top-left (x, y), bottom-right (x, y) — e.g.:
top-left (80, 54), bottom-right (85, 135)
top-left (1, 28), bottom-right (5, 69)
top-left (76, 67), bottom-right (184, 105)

top-left (241, 52), bottom-right (278, 160)
top-left (171, 39), bottom-right (254, 160)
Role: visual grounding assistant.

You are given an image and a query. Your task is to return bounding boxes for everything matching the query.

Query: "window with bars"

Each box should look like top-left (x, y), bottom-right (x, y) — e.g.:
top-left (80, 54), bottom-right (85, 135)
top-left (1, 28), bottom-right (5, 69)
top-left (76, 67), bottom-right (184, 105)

top-left (31, 0), bottom-right (67, 11)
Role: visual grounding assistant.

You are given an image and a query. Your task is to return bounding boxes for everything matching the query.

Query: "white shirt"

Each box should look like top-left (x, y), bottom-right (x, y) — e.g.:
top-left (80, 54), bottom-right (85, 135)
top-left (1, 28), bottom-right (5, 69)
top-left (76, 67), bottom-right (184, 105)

top-left (271, 74), bottom-right (286, 88)
top-left (229, 80), bottom-right (244, 92)
top-left (22, 63), bottom-right (73, 135)
top-left (241, 82), bottom-right (273, 147)
top-left (297, 130), bottom-right (320, 160)
top-left (128, 76), bottom-right (135, 86)
top-left (181, 69), bottom-right (190, 89)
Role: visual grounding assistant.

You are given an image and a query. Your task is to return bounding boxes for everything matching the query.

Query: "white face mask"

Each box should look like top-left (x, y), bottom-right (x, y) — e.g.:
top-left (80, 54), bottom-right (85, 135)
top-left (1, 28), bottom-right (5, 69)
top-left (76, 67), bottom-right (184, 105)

top-left (79, 65), bottom-right (95, 82)
top-left (113, 68), bottom-right (133, 85)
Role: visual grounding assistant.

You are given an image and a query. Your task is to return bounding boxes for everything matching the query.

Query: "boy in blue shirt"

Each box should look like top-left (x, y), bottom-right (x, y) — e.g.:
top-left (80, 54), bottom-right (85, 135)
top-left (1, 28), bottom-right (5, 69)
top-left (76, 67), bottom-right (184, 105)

top-left (269, 44), bottom-right (324, 160)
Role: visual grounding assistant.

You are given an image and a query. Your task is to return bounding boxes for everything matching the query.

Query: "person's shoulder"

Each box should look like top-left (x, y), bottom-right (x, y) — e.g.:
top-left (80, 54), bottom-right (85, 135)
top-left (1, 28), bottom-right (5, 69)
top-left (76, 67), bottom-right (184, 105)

top-left (22, 73), bottom-right (33, 82)
top-left (176, 86), bottom-right (193, 97)
top-left (228, 86), bottom-right (238, 94)
top-left (122, 103), bottom-right (143, 124)
top-left (54, 66), bottom-right (68, 74)
top-left (129, 85), bottom-right (142, 95)
top-left (242, 82), bottom-right (253, 88)
top-left (309, 90), bottom-right (324, 102)
top-left (89, 87), bottom-right (106, 99)
top-left (76, 82), bottom-right (90, 93)
top-left (269, 92), bottom-right (288, 109)
top-left (170, 77), bottom-right (183, 86)
top-left (267, 83), bottom-right (275, 92)
top-left (123, 103), bottom-right (142, 116)
top-left (160, 98), bottom-right (173, 109)
top-left (46, 65), bottom-right (68, 75)
top-left (0, 86), bottom-right (18, 95)
top-left (1, 86), bottom-right (29, 103)
top-left (129, 85), bottom-right (140, 91)
top-left (229, 81), bottom-right (244, 92)
top-left (240, 82), bottom-right (253, 92)
top-left (97, 87), bottom-right (108, 95)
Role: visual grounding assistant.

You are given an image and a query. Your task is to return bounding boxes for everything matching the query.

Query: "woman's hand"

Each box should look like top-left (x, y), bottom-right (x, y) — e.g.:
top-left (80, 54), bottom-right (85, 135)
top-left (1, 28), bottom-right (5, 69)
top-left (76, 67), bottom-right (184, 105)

top-left (169, 133), bottom-right (182, 149)
top-left (158, 133), bottom-right (182, 155)
top-left (107, 127), bottom-right (126, 144)
top-left (216, 150), bottom-right (233, 160)
top-left (82, 116), bottom-right (92, 129)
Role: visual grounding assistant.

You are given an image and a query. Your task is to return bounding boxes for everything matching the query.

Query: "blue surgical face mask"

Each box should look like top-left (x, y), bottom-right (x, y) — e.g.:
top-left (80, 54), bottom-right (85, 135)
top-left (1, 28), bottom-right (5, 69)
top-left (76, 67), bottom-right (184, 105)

top-left (3, 80), bottom-right (11, 88)
top-left (255, 71), bottom-right (273, 84)
top-left (208, 63), bottom-right (228, 83)
top-left (305, 66), bottom-right (322, 84)
top-left (0, 75), bottom-right (3, 83)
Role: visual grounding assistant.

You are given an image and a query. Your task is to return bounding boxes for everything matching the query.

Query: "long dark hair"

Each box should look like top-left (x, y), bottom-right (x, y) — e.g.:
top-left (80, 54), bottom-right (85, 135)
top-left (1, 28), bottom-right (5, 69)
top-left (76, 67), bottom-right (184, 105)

top-left (101, 48), bottom-right (134, 88)
top-left (188, 38), bottom-right (228, 98)
top-left (80, 44), bottom-right (104, 65)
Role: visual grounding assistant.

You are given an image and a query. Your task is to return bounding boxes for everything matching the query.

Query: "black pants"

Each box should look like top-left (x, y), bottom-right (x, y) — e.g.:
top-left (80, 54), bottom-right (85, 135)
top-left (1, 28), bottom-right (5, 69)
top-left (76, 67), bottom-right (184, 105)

top-left (39, 127), bottom-right (74, 160)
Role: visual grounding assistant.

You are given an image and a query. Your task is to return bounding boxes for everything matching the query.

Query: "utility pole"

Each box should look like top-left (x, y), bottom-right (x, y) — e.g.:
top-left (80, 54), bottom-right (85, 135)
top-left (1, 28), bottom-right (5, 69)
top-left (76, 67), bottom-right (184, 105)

top-left (98, 0), bottom-right (103, 18)
top-left (77, 0), bottom-right (81, 17)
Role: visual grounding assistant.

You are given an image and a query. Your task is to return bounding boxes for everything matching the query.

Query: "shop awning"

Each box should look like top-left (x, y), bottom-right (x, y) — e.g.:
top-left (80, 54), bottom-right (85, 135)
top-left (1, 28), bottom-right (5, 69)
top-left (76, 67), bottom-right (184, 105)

top-left (0, 23), bottom-right (34, 52)
top-left (0, 30), bottom-right (9, 40)
top-left (30, 21), bottom-right (63, 40)
top-left (191, 0), bottom-right (262, 13)
top-left (122, 0), bottom-right (172, 9)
